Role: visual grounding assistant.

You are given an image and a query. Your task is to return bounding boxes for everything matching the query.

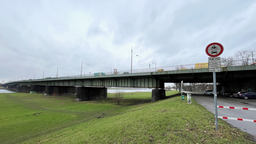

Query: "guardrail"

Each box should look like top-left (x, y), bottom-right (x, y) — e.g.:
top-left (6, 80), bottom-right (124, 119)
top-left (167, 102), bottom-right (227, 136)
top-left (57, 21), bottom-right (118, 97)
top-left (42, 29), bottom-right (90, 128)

top-left (218, 105), bottom-right (256, 123)
top-left (5, 58), bottom-right (256, 83)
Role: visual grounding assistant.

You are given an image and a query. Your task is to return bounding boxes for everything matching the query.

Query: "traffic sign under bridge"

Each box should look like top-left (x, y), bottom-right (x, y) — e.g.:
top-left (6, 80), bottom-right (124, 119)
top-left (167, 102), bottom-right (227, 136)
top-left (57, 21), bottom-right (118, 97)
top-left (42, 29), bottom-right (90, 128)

top-left (208, 57), bottom-right (221, 72)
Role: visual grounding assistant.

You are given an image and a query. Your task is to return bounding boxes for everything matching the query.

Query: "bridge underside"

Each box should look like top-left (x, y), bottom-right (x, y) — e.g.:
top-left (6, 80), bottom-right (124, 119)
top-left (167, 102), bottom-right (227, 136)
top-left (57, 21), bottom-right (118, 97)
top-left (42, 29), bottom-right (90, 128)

top-left (6, 85), bottom-right (165, 102)
top-left (15, 77), bottom-right (163, 88)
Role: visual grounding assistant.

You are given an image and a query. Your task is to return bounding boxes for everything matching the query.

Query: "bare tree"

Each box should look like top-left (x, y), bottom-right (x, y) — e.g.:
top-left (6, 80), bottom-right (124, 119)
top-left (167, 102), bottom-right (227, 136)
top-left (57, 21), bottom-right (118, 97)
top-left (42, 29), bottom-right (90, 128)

top-left (235, 50), bottom-right (253, 66)
top-left (252, 50), bottom-right (256, 63)
top-left (165, 85), bottom-right (172, 91)
top-left (183, 83), bottom-right (211, 92)
top-left (222, 57), bottom-right (235, 67)
top-left (114, 91), bottom-right (123, 105)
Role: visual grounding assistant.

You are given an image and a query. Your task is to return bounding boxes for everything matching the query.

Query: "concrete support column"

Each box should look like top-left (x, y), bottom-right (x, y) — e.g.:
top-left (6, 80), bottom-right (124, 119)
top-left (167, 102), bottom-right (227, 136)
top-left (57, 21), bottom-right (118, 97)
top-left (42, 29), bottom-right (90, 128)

top-left (16, 85), bottom-right (21, 92)
top-left (67, 87), bottom-right (76, 94)
top-left (151, 88), bottom-right (166, 102)
top-left (58, 86), bottom-right (67, 94)
top-left (23, 86), bottom-right (31, 93)
top-left (76, 87), bottom-right (107, 101)
top-left (7, 85), bottom-right (16, 92)
top-left (89, 87), bottom-right (107, 100)
top-left (75, 87), bottom-right (83, 101)
top-left (30, 85), bottom-right (45, 93)
top-left (45, 86), bottom-right (54, 95)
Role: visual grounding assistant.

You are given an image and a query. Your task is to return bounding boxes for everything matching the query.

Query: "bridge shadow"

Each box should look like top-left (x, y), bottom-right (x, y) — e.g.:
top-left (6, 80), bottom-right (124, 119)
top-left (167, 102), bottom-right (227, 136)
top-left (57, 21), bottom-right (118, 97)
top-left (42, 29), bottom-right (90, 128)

top-left (163, 93), bottom-right (180, 99)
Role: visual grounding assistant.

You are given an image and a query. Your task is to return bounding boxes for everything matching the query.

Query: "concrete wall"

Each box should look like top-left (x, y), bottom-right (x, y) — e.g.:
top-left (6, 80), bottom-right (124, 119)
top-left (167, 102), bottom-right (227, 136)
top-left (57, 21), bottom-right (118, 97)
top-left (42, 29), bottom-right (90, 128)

top-left (151, 88), bottom-right (166, 102)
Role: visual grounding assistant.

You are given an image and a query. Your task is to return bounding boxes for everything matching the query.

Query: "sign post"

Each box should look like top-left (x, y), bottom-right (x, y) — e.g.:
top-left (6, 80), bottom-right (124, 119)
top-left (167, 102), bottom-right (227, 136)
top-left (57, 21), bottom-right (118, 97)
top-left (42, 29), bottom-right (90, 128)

top-left (181, 80), bottom-right (183, 100)
top-left (187, 93), bottom-right (191, 104)
top-left (206, 42), bottom-right (224, 131)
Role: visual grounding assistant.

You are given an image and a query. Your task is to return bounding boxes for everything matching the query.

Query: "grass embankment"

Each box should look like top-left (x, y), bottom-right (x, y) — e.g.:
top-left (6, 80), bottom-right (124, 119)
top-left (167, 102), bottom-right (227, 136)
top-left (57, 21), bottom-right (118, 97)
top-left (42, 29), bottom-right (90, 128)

top-left (0, 91), bottom-right (254, 144)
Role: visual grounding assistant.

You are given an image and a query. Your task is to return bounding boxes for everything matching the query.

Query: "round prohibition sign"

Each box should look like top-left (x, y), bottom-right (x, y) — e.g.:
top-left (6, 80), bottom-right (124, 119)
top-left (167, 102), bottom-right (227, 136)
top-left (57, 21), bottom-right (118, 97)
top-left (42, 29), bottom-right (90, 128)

top-left (205, 42), bottom-right (224, 57)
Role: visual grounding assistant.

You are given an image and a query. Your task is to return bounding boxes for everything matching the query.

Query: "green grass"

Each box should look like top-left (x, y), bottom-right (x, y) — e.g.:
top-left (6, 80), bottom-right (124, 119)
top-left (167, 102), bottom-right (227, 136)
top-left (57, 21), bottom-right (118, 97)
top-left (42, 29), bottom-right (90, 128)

top-left (0, 91), bottom-right (254, 144)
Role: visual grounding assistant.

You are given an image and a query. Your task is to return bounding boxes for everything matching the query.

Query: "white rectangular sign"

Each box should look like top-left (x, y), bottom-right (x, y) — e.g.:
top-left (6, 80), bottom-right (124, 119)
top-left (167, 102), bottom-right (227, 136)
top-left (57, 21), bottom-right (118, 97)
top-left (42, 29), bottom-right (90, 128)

top-left (208, 57), bottom-right (221, 72)
top-left (187, 93), bottom-right (191, 104)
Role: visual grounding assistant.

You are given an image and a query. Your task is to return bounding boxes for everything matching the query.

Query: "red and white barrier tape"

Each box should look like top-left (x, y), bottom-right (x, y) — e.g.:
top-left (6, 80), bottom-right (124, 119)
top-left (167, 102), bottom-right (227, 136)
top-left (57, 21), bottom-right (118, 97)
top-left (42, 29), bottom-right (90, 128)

top-left (218, 106), bottom-right (256, 111)
top-left (218, 116), bottom-right (256, 123)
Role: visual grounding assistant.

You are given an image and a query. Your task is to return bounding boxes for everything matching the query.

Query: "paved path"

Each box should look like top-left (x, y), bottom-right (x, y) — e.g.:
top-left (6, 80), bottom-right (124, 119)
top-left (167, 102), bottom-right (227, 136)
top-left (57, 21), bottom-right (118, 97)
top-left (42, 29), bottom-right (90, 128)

top-left (192, 93), bottom-right (256, 142)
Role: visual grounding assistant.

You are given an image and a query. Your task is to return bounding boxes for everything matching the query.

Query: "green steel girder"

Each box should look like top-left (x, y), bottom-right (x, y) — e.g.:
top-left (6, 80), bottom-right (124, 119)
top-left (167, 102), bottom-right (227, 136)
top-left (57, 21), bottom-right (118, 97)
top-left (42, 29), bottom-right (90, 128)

top-left (4, 65), bottom-right (256, 88)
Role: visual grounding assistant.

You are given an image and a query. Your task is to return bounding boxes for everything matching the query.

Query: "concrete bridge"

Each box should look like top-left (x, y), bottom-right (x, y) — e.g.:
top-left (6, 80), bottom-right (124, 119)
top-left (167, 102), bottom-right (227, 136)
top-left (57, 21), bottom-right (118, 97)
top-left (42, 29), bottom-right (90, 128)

top-left (3, 65), bottom-right (256, 102)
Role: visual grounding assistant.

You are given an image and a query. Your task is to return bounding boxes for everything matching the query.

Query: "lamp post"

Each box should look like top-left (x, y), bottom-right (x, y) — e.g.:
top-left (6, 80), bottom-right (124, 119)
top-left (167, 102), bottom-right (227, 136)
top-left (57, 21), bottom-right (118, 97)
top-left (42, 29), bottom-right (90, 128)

top-left (81, 61), bottom-right (83, 77)
top-left (43, 71), bottom-right (49, 79)
top-left (152, 62), bottom-right (156, 71)
top-left (57, 68), bottom-right (65, 77)
top-left (131, 46), bottom-right (133, 73)
top-left (81, 62), bottom-right (89, 77)
top-left (56, 67), bottom-right (58, 77)
top-left (252, 51), bottom-right (254, 63)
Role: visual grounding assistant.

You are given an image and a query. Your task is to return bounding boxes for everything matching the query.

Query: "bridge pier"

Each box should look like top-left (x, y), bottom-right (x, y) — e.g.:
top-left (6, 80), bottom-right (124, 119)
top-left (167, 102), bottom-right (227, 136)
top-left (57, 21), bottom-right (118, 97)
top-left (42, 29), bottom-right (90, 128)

top-left (14, 85), bottom-right (31, 93)
top-left (6, 85), bottom-right (12, 91)
top-left (44, 86), bottom-right (76, 95)
top-left (16, 85), bottom-right (21, 92)
top-left (76, 87), bottom-right (107, 101)
top-left (44, 86), bottom-right (54, 95)
top-left (151, 88), bottom-right (166, 102)
top-left (30, 85), bottom-right (45, 93)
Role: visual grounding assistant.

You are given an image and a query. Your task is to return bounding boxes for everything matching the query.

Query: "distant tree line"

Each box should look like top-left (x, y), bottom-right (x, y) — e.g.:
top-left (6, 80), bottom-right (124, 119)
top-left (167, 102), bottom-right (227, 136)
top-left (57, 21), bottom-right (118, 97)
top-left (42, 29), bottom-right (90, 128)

top-left (222, 49), bottom-right (255, 66)
top-left (167, 83), bottom-right (213, 92)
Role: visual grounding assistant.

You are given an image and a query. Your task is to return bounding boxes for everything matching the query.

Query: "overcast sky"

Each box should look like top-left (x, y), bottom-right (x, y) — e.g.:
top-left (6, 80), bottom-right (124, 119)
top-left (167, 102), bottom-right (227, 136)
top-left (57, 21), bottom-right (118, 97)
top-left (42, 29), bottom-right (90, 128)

top-left (1, 0), bottom-right (256, 83)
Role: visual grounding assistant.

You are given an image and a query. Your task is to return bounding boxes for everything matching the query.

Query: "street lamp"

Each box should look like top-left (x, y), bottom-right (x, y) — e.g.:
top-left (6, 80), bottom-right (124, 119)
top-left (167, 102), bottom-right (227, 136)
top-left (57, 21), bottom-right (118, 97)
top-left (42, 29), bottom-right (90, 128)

top-left (56, 68), bottom-right (65, 77)
top-left (81, 62), bottom-right (89, 77)
top-left (131, 46), bottom-right (133, 73)
top-left (56, 67), bottom-right (58, 77)
top-left (152, 62), bottom-right (156, 71)
top-left (80, 62), bottom-right (83, 77)
top-left (43, 71), bottom-right (49, 79)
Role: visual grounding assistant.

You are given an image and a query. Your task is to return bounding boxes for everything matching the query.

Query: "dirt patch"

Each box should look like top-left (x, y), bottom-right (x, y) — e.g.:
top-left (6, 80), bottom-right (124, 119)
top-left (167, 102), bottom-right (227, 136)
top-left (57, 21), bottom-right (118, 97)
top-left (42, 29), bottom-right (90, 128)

top-left (97, 113), bottom-right (106, 119)
top-left (160, 110), bottom-right (168, 113)
top-left (33, 112), bottom-right (42, 116)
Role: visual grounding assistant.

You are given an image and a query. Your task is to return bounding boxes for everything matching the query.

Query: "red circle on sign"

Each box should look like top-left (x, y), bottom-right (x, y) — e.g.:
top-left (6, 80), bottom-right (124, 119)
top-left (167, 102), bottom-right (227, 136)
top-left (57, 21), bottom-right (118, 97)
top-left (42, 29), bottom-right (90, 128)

top-left (205, 42), bottom-right (224, 57)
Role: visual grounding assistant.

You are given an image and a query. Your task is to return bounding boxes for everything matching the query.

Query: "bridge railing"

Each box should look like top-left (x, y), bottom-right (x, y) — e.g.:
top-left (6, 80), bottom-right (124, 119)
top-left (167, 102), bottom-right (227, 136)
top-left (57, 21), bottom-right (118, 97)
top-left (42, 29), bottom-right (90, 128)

top-left (7, 58), bottom-right (256, 82)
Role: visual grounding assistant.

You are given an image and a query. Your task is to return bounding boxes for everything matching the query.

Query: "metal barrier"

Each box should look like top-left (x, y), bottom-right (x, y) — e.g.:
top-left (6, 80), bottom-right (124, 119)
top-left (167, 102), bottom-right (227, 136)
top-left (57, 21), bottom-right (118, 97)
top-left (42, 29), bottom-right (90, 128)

top-left (218, 105), bottom-right (256, 123)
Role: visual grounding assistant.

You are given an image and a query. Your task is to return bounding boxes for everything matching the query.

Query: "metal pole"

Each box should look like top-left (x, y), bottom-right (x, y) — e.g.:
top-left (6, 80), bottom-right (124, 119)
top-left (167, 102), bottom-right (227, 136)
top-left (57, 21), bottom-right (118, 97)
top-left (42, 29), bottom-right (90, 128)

top-left (181, 80), bottom-right (183, 96)
top-left (56, 67), bottom-right (58, 77)
top-left (252, 51), bottom-right (254, 63)
top-left (213, 72), bottom-right (218, 131)
top-left (43, 71), bottom-right (44, 79)
top-left (81, 61), bottom-right (83, 77)
top-left (131, 47), bottom-right (133, 73)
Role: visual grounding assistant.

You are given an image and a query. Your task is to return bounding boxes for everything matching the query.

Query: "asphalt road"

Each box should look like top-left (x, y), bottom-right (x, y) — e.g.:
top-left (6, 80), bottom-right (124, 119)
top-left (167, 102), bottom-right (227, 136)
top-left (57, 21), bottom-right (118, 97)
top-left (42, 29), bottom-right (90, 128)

top-left (192, 93), bottom-right (256, 142)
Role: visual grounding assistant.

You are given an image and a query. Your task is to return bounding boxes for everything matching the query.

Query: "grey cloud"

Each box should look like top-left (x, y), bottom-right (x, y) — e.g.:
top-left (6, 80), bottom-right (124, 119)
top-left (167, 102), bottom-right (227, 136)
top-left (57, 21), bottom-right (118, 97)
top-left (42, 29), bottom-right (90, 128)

top-left (1, 0), bottom-right (256, 82)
